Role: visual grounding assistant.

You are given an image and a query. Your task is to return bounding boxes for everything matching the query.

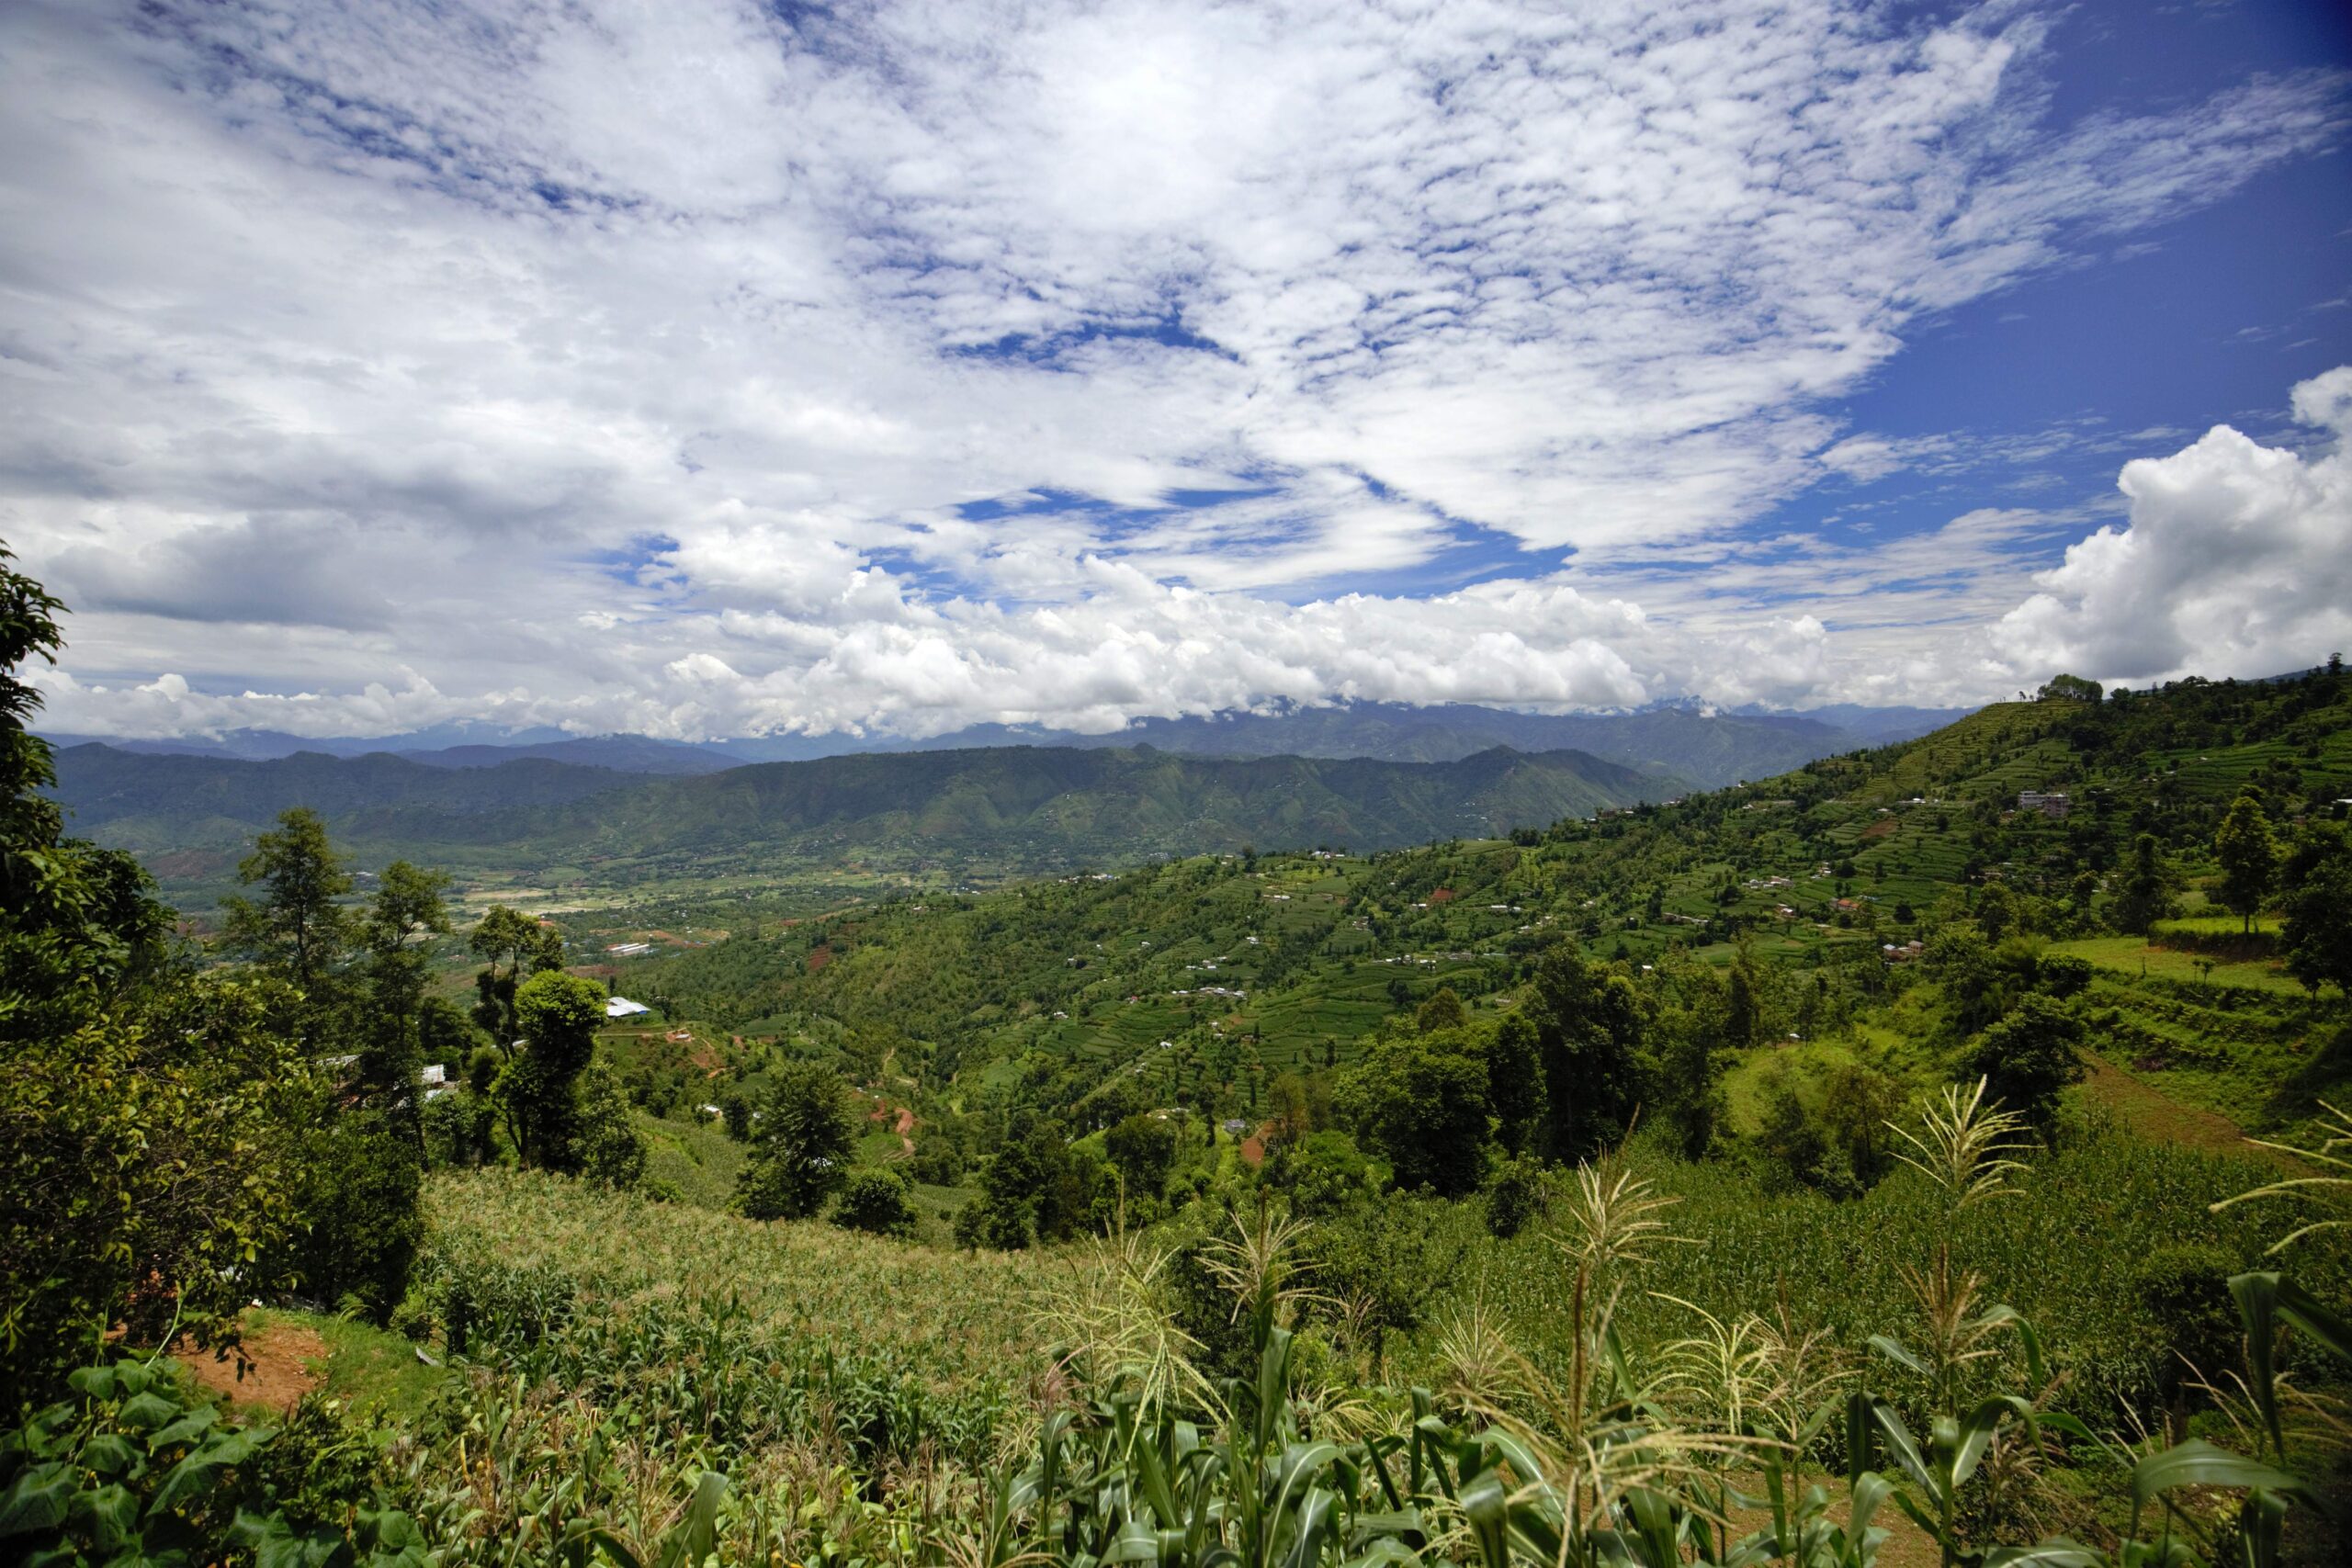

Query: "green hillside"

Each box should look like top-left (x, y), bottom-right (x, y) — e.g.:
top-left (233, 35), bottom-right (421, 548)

top-left (631, 668), bottom-right (2352, 1141)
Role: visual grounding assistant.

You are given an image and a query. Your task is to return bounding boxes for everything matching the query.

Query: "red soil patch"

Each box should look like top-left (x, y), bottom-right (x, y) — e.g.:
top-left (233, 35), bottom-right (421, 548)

top-left (807, 942), bottom-right (832, 973)
top-left (1427, 887), bottom-right (1455, 904)
top-left (175, 1320), bottom-right (325, 1415)
top-left (1860, 817), bottom-right (1899, 840)
top-left (1240, 1135), bottom-right (1267, 1167)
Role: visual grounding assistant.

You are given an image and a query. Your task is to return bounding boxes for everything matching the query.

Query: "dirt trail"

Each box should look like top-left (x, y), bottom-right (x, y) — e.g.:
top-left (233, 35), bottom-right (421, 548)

top-left (175, 1319), bottom-right (325, 1414)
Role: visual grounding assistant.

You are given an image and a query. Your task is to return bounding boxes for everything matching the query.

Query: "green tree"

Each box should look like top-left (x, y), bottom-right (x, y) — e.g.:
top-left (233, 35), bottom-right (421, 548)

top-left (288, 1103), bottom-right (423, 1318)
top-left (2278, 824), bottom-right (2352, 1003)
top-left (737, 1060), bottom-right (856, 1220)
top-left (1103, 1111), bottom-right (1178, 1200)
top-left (1484, 1155), bottom-right (1548, 1238)
top-left (1529, 945), bottom-right (1640, 1163)
top-left (1414, 986), bottom-right (1466, 1033)
top-left (221, 807), bottom-right (352, 1004)
top-left (2111, 832), bottom-right (2174, 936)
top-left (1815, 1062), bottom-right (1908, 1187)
top-left (469, 905), bottom-right (563, 1043)
top-left (1974, 882), bottom-right (2018, 943)
top-left (1337, 1032), bottom-right (1490, 1197)
top-left (357, 860), bottom-right (451, 1138)
top-left (2213, 786), bottom-right (2278, 934)
top-left (573, 1061), bottom-right (649, 1190)
top-left (0, 553), bottom-right (168, 1048)
top-left (833, 1168), bottom-right (916, 1236)
top-left (1724, 942), bottom-right (1764, 1051)
top-left (509, 970), bottom-right (605, 1170)
top-left (0, 554), bottom-right (319, 1395)
top-left (1961, 993), bottom-right (2086, 1127)
top-left (718, 1088), bottom-right (752, 1141)
top-left (1483, 1011), bottom-right (1546, 1156)
top-left (2037, 673), bottom-right (2102, 703)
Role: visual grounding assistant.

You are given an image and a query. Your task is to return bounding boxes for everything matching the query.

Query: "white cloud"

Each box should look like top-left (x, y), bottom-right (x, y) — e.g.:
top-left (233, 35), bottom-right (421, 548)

top-left (1991, 367), bottom-right (2352, 682)
top-left (0, 1), bottom-right (2345, 738)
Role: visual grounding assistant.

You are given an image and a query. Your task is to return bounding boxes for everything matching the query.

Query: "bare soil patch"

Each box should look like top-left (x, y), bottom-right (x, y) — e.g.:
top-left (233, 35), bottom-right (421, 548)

top-left (175, 1319), bottom-right (326, 1414)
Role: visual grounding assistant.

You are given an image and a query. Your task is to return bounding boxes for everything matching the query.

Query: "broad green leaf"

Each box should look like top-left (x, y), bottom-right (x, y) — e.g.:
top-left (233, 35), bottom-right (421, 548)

top-left (66, 1367), bottom-right (119, 1403)
top-left (146, 1409), bottom-right (219, 1451)
top-left (115, 1392), bottom-right (178, 1433)
top-left (0, 1466), bottom-right (74, 1537)
top-left (79, 1433), bottom-right (139, 1476)
top-left (74, 1482), bottom-right (139, 1554)
top-left (2131, 1437), bottom-right (2312, 1537)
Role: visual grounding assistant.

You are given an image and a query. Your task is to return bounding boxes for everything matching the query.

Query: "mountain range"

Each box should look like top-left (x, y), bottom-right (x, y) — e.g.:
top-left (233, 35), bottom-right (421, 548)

top-left (40, 699), bottom-right (1968, 790)
top-left (46, 739), bottom-right (1673, 887)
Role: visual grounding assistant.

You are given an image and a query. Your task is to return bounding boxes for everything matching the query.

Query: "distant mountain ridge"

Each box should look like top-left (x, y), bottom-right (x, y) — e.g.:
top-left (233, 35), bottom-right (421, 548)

top-left (40, 699), bottom-right (1970, 790)
top-left (45, 739), bottom-right (1676, 881)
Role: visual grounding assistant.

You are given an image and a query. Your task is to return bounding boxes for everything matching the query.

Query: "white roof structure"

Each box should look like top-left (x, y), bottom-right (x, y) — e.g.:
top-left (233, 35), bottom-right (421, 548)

top-left (605, 996), bottom-right (652, 1019)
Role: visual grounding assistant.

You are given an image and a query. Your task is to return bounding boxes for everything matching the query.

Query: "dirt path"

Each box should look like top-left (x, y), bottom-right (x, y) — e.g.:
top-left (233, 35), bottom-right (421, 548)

top-left (175, 1319), bottom-right (326, 1414)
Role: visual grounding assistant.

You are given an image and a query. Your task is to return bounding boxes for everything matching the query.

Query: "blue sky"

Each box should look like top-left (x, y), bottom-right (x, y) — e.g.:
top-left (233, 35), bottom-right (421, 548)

top-left (1, 0), bottom-right (2347, 740)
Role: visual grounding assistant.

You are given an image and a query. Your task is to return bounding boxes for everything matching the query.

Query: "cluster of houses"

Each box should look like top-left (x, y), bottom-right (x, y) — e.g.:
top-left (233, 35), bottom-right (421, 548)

top-left (2017, 790), bottom-right (2071, 819)
top-left (605, 941), bottom-right (655, 958)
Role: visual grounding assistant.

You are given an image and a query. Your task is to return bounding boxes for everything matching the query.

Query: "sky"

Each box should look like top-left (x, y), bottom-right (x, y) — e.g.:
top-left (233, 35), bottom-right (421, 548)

top-left (3, 0), bottom-right (2349, 743)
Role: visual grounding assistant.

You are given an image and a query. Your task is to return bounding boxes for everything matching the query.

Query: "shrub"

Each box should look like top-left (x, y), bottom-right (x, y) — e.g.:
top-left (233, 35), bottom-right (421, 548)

top-left (833, 1168), bottom-right (916, 1236)
top-left (1484, 1156), bottom-right (1548, 1238)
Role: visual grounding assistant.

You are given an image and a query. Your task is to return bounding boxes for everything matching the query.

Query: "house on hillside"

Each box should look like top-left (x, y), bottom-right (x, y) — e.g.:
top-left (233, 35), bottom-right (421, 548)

top-left (605, 996), bottom-right (652, 1020)
top-left (2018, 790), bottom-right (2070, 819)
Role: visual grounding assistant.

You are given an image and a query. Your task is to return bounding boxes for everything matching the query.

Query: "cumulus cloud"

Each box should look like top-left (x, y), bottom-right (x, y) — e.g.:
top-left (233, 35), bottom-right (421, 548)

top-left (1, 0), bottom-right (2346, 738)
top-left (1992, 368), bottom-right (2352, 683)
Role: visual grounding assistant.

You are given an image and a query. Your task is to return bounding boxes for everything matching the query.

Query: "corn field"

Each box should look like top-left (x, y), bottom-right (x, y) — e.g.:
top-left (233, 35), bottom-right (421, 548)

top-left (10, 1101), bottom-right (2347, 1566)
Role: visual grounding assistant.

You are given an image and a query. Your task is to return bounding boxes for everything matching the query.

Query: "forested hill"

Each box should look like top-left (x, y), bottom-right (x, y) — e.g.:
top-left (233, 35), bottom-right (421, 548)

top-left (47, 743), bottom-right (646, 843)
top-left (47, 737), bottom-right (1670, 875)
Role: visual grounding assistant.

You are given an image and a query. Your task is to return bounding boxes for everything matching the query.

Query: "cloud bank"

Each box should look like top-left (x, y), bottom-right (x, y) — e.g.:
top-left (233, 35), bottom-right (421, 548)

top-left (1994, 369), bottom-right (2352, 682)
top-left (1, 0), bottom-right (2346, 739)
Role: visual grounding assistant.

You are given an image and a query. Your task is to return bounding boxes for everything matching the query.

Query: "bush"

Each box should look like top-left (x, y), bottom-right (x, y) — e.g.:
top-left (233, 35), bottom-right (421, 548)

top-left (1484, 1156), bottom-right (1548, 1238)
top-left (735, 1061), bottom-right (856, 1221)
top-left (833, 1168), bottom-right (917, 1236)
top-left (288, 1107), bottom-right (423, 1321)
